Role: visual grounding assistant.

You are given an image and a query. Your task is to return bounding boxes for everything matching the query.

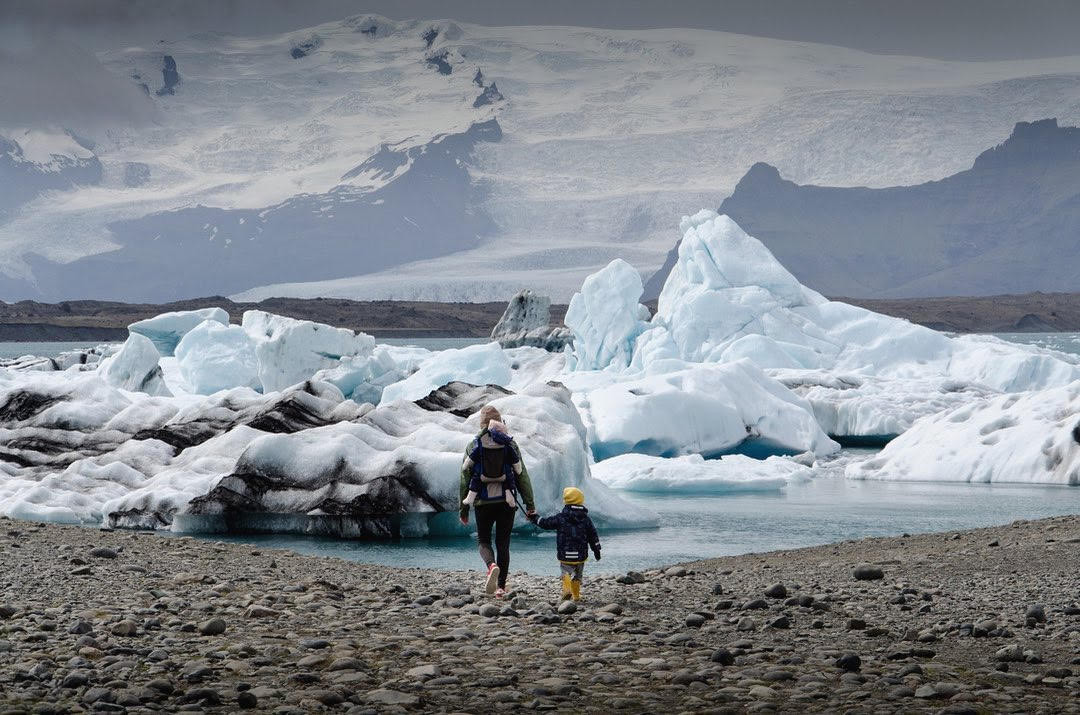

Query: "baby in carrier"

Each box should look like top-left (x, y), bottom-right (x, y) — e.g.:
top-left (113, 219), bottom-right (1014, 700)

top-left (462, 421), bottom-right (520, 508)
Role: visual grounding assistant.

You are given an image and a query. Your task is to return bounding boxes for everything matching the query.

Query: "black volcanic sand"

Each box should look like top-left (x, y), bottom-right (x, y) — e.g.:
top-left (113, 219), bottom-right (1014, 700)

top-left (4, 292), bottom-right (1080, 342)
top-left (0, 298), bottom-right (568, 341)
top-left (1, 515), bottom-right (1079, 712)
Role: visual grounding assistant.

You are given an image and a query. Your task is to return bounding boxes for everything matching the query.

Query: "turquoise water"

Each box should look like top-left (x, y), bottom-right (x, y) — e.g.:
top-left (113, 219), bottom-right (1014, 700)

top-left (198, 471), bottom-right (1080, 576)
top-left (0, 337), bottom-right (486, 361)
top-left (994, 332), bottom-right (1080, 356)
top-left (0, 333), bottom-right (1073, 360)
top-left (0, 341), bottom-right (105, 360)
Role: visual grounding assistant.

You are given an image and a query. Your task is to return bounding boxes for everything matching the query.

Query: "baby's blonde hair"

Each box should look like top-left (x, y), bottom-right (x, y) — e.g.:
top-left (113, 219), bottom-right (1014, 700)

top-left (479, 405), bottom-right (502, 428)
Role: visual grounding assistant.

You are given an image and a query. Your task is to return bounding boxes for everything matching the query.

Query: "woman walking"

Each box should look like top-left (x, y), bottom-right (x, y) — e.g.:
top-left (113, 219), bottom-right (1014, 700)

top-left (459, 405), bottom-right (536, 597)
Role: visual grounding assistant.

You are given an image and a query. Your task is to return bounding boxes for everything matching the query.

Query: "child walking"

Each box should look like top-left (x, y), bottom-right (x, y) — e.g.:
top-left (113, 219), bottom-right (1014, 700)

top-left (530, 487), bottom-right (601, 601)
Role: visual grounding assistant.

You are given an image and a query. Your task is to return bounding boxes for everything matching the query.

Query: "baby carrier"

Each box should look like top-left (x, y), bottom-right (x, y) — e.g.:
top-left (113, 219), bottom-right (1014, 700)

top-left (464, 428), bottom-right (520, 506)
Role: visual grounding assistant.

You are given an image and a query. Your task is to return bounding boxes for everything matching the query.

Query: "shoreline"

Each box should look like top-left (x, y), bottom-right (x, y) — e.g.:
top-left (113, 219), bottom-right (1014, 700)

top-left (1, 514), bottom-right (1077, 712)
top-left (3, 291), bottom-right (1080, 342)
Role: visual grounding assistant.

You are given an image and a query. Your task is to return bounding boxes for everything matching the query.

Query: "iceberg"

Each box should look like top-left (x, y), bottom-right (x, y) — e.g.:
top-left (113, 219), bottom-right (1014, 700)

top-left (314, 346), bottom-right (406, 405)
top-left (773, 370), bottom-right (997, 442)
top-left (637, 212), bottom-right (1080, 393)
top-left (491, 289), bottom-right (573, 352)
top-left (592, 452), bottom-right (811, 493)
top-left (129, 307), bottom-right (229, 356)
top-left (0, 363), bottom-right (654, 534)
top-left (98, 333), bottom-right (171, 397)
top-left (565, 211), bottom-right (1080, 445)
top-left (379, 342), bottom-right (511, 404)
top-left (565, 258), bottom-right (650, 371)
top-left (847, 381), bottom-right (1080, 485)
top-left (562, 359), bottom-right (838, 461)
top-left (175, 320), bottom-right (261, 395)
top-left (241, 310), bottom-right (376, 393)
top-left (112, 381), bottom-right (654, 535)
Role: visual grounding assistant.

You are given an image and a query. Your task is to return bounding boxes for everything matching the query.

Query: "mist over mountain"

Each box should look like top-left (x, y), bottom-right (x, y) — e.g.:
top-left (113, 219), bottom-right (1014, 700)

top-left (2, 14), bottom-right (1080, 302)
top-left (645, 118), bottom-right (1080, 300)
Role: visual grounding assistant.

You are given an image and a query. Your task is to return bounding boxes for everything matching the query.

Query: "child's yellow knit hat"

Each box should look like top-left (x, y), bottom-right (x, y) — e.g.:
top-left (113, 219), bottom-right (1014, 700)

top-left (563, 487), bottom-right (585, 505)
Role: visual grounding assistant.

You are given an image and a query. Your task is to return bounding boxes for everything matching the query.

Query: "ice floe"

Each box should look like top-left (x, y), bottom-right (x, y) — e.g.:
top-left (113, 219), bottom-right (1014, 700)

top-left (562, 360), bottom-right (838, 461)
top-left (847, 381), bottom-right (1080, 485)
top-left (591, 452), bottom-right (812, 493)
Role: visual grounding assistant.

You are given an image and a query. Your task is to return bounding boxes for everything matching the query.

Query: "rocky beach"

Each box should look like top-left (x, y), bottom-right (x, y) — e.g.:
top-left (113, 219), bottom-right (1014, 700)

top-left (0, 515), bottom-right (1078, 713)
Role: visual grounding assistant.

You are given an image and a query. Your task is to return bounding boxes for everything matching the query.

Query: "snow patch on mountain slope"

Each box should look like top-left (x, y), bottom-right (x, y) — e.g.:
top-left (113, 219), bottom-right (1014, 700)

top-left (3, 16), bottom-right (1080, 301)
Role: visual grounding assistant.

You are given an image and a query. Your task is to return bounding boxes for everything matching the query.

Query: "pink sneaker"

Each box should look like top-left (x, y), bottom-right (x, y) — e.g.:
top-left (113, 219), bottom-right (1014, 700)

top-left (484, 563), bottom-right (500, 595)
top-left (494, 587), bottom-right (506, 599)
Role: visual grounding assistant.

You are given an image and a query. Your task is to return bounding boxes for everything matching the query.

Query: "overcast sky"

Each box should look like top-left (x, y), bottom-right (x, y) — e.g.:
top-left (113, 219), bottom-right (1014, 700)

top-left (2, 0), bottom-right (1079, 60)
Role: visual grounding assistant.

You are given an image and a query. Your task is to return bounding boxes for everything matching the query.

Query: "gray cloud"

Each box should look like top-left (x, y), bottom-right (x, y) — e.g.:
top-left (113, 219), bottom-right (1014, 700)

top-left (1, 1), bottom-right (1078, 60)
top-left (0, 40), bottom-right (157, 132)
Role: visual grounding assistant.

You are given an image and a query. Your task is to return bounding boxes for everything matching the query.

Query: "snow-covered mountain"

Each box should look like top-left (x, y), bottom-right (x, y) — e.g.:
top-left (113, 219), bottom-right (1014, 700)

top-left (3, 14), bottom-right (1080, 302)
top-left (644, 118), bottom-right (1080, 300)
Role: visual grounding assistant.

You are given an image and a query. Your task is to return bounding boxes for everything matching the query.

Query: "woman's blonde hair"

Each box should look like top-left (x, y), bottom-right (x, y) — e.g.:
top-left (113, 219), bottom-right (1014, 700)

top-left (479, 405), bottom-right (502, 428)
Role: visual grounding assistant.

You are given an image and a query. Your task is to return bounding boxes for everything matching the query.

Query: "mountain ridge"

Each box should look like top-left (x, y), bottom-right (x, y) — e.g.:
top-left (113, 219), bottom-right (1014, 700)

top-left (645, 118), bottom-right (1080, 300)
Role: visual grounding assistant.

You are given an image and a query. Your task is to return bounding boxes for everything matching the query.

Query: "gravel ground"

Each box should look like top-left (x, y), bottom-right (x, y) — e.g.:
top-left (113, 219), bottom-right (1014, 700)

top-left (1, 514), bottom-right (1079, 713)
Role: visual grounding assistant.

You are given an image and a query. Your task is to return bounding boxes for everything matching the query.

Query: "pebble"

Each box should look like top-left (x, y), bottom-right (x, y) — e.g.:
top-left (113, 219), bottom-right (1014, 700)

top-left (0, 510), bottom-right (1076, 713)
top-left (198, 618), bottom-right (227, 635)
top-left (768, 615), bottom-right (790, 629)
top-left (764, 582), bottom-right (787, 598)
top-left (685, 613), bottom-right (706, 627)
top-left (853, 564), bottom-right (884, 580)
top-left (557, 600), bottom-right (578, 615)
top-left (89, 547), bottom-right (118, 559)
top-left (835, 653), bottom-right (861, 672)
top-left (110, 619), bottom-right (138, 637)
top-left (366, 689), bottom-right (420, 706)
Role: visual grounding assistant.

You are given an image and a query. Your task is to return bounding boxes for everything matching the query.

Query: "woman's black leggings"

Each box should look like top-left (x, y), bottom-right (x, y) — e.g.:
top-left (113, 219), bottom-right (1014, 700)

top-left (474, 503), bottom-right (515, 588)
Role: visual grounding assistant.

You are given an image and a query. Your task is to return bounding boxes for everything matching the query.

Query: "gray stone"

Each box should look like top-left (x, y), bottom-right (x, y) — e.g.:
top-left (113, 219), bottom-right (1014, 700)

top-left (62, 672), bottom-right (90, 688)
top-left (685, 613), bottom-right (706, 628)
top-left (764, 583), bottom-right (787, 598)
top-left (110, 619), bottom-right (138, 637)
top-left (89, 547), bottom-right (118, 559)
top-left (479, 603), bottom-right (501, 617)
top-left (853, 563), bottom-right (884, 580)
top-left (557, 600), bottom-right (578, 615)
top-left (198, 618), bottom-right (227, 635)
top-left (68, 620), bottom-right (93, 635)
top-left (835, 653), bottom-right (861, 672)
top-left (407, 664), bottom-right (440, 679)
top-left (711, 648), bottom-right (735, 665)
top-left (326, 657), bottom-right (363, 672)
top-left (768, 615), bottom-right (790, 629)
top-left (366, 689), bottom-right (420, 706)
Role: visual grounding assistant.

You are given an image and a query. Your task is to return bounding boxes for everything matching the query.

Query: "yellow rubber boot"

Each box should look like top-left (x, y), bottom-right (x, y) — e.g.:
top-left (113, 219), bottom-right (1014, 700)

top-left (561, 574), bottom-right (573, 600)
top-left (570, 579), bottom-right (581, 601)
